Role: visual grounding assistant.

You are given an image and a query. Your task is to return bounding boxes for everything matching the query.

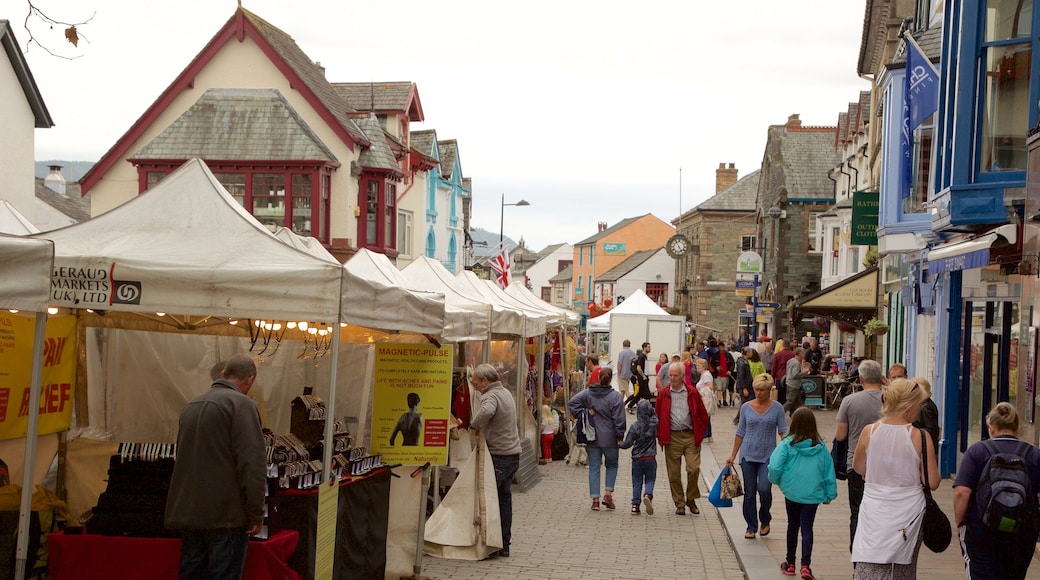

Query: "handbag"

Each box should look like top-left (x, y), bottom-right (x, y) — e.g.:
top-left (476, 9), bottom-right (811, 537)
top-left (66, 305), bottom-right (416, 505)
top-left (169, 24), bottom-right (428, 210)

top-left (920, 429), bottom-right (952, 552)
top-left (708, 467), bottom-right (733, 508)
top-left (831, 437), bottom-right (848, 480)
top-left (721, 465), bottom-right (744, 499)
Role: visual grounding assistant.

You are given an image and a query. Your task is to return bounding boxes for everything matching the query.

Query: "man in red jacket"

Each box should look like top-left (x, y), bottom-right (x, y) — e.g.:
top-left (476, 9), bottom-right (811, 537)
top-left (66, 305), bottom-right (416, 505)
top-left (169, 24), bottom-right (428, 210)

top-left (770, 341), bottom-right (796, 403)
top-left (655, 362), bottom-right (710, 515)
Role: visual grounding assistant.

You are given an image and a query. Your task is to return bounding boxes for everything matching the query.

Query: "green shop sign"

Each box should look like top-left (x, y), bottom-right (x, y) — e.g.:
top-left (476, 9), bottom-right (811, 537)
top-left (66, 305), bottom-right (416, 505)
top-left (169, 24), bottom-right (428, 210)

top-left (851, 191), bottom-right (879, 246)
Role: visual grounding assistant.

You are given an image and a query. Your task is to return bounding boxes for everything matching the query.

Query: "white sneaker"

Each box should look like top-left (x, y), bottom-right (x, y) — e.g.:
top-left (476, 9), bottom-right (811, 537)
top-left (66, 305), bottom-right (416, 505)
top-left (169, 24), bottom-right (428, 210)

top-left (643, 494), bottom-right (654, 515)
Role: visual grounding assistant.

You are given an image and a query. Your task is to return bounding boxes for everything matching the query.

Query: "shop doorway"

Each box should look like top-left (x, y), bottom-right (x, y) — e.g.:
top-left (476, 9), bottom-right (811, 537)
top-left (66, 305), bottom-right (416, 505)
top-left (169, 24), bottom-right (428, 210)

top-left (959, 300), bottom-right (1019, 450)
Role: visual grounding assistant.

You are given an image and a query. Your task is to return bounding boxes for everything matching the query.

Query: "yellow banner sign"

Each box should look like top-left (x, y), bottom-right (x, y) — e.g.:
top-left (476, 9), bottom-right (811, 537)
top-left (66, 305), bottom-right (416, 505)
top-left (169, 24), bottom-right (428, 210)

top-left (371, 343), bottom-right (453, 466)
top-left (0, 315), bottom-right (77, 440)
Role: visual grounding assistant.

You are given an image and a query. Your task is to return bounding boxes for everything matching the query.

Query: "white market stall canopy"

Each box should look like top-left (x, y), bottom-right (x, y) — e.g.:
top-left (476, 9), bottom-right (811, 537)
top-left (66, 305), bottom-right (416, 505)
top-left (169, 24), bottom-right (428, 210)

top-left (586, 289), bottom-right (670, 333)
top-left (0, 200), bottom-right (40, 235)
top-left (454, 271), bottom-right (544, 337)
top-left (449, 270), bottom-right (527, 337)
top-left (341, 249), bottom-right (445, 335)
top-left (505, 284), bottom-right (578, 326)
top-left (0, 235), bottom-right (53, 311)
top-left (30, 159), bottom-right (443, 328)
top-left (399, 258), bottom-right (497, 340)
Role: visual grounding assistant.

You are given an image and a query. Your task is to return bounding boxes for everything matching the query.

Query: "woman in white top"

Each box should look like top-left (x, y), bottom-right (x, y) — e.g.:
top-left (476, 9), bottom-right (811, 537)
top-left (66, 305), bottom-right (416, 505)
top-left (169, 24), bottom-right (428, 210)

top-left (695, 358), bottom-right (716, 441)
top-left (850, 378), bottom-right (939, 579)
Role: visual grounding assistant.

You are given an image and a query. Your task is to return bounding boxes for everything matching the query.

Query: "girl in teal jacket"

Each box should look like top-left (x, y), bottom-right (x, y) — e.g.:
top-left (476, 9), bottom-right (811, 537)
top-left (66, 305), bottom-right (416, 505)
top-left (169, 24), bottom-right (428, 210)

top-left (768, 407), bottom-right (837, 579)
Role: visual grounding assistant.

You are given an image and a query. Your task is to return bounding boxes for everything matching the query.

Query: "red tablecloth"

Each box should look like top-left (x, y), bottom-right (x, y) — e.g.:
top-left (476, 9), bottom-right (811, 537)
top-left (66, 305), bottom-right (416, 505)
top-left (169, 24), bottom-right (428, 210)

top-left (48, 529), bottom-right (301, 580)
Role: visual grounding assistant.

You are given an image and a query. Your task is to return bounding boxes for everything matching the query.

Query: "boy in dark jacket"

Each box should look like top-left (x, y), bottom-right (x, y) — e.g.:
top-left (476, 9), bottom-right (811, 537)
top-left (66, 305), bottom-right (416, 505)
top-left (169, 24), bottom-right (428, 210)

top-left (619, 399), bottom-right (659, 515)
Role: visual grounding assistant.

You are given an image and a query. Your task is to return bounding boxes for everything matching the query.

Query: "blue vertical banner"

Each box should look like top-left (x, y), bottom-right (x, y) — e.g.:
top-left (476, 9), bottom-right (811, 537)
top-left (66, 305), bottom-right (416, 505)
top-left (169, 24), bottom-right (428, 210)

top-left (901, 34), bottom-right (939, 199)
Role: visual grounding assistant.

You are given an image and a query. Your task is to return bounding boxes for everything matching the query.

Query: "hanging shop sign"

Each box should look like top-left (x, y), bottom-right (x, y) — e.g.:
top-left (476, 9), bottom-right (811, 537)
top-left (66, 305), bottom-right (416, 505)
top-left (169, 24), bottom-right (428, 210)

top-left (371, 343), bottom-right (453, 466)
top-left (851, 191), bottom-right (879, 246)
top-left (0, 315), bottom-right (77, 439)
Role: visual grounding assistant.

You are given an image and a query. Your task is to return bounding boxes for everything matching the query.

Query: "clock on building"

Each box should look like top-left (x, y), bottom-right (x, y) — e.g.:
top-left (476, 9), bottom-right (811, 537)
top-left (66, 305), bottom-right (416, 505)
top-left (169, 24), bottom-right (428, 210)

top-left (666, 234), bottom-right (691, 259)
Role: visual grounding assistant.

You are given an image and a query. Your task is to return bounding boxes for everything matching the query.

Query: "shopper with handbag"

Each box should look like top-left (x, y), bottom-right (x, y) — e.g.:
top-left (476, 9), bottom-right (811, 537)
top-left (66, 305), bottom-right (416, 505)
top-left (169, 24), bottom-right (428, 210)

top-left (569, 368), bottom-right (626, 511)
top-left (768, 408), bottom-right (837, 579)
top-left (726, 373), bottom-right (787, 540)
top-left (850, 378), bottom-right (938, 579)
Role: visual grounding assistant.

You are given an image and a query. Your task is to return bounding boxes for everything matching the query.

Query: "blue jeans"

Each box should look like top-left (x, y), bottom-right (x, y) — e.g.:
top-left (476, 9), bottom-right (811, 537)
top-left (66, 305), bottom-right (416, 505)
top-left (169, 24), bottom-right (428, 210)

top-left (740, 460), bottom-right (772, 533)
top-left (705, 419), bottom-right (713, 439)
top-left (784, 499), bottom-right (819, 566)
top-left (491, 453), bottom-right (519, 551)
top-left (630, 456), bottom-right (657, 505)
top-left (586, 446), bottom-right (619, 497)
top-left (178, 527), bottom-right (249, 580)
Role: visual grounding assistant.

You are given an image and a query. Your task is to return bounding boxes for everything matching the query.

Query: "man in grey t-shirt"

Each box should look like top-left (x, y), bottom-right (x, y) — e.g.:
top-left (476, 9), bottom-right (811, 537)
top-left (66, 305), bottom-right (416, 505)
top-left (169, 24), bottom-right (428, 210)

top-left (834, 359), bottom-right (883, 553)
top-left (616, 339), bottom-right (635, 400)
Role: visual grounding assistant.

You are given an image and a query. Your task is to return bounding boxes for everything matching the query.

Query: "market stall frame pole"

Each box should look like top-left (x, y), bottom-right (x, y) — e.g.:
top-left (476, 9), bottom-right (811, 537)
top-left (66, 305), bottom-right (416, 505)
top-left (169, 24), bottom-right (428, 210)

top-left (14, 312), bottom-right (47, 580)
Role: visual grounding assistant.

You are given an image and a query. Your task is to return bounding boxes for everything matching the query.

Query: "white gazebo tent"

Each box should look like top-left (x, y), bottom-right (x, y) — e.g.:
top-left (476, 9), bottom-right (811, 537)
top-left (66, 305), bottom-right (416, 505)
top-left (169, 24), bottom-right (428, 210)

top-left (28, 159), bottom-right (447, 577)
top-left (396, 257), bottom-right (491, 343)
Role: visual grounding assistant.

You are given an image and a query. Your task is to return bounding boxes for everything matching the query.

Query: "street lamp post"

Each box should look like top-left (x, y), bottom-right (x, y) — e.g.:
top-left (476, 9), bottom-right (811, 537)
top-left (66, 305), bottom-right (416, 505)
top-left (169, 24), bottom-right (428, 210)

top-left (500, 193), bottom-right (531, 244)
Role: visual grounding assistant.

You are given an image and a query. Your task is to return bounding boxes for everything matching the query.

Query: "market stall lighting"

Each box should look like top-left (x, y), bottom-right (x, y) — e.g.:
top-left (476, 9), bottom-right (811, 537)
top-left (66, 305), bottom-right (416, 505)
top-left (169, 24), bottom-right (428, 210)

top-left (8, 310), bottom-right (17, 314)
top-left (247, 318), bottom-right (286, 356)
top-left (229, 320), bottom-right (239, 325)
top-left (47, 307), bottom-right (58, 315)
top-left (286, 321), bottom-right (297, 329)
top-left (156, 312), bottom-right (166, 317)
top-left (298, 321), bottom-right (309, 332)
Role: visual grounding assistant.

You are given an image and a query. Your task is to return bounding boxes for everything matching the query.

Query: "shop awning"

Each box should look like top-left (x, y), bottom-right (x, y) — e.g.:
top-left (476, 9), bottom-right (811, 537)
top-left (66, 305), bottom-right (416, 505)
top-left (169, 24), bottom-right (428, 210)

top-left (926, 224), bottom-right (1017, 275)
top-left (791, 266), bottom-right (879, 330)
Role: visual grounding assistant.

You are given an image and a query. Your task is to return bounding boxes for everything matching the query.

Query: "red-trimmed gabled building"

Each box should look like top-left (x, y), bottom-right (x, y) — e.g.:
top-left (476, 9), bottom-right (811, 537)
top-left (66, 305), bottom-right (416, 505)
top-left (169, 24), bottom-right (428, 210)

top-left (79, 7), bottom-right (446, 262)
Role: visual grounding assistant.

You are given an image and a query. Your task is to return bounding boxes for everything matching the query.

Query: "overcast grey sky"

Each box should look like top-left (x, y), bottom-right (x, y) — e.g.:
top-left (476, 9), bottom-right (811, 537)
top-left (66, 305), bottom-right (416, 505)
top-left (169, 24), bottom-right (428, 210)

top-left (23, 0), bottom-right (868, 250)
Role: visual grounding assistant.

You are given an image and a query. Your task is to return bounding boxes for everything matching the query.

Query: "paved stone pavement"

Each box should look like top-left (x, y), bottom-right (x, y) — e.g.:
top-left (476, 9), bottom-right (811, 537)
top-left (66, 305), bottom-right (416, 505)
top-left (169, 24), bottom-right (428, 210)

top-left (421, 403), bottom-right (1040, 580)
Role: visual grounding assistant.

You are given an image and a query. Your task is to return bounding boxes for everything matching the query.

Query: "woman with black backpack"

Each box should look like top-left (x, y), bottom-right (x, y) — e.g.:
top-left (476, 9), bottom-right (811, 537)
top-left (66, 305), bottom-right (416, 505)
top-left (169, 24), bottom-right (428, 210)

top-left (953, 402), bottom-right (1040, 580)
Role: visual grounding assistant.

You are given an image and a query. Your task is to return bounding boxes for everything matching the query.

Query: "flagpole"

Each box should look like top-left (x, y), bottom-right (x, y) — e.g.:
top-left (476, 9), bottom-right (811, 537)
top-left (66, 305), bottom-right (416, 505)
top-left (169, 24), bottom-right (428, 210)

top-left (902, 31), bottom-right (939, 77)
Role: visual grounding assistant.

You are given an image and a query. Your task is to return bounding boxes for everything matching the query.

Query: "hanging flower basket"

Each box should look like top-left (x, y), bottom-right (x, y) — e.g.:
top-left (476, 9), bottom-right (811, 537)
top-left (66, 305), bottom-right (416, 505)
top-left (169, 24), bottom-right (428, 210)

top-left (812, 316), bottom-right (830, 330)
top-left (864, 318), bottom-right (889, 336)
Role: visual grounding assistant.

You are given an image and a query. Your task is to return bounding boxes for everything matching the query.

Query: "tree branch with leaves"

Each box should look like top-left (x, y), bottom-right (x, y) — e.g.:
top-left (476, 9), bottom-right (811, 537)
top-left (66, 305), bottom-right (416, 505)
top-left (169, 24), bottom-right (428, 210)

top-left (22, 1), bottom-right (94, 59)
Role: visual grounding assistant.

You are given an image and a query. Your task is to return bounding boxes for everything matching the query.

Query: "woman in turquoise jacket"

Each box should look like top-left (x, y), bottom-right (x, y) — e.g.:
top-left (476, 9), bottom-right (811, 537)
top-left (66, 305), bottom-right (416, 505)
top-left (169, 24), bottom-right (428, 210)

top-left (768, 407), bottom-right (837, 580)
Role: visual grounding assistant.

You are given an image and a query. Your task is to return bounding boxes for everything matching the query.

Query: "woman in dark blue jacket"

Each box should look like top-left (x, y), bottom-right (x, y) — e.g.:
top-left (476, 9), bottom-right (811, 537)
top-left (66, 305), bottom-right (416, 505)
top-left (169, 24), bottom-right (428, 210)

top-left (569, 368), bottom-right (626, 511)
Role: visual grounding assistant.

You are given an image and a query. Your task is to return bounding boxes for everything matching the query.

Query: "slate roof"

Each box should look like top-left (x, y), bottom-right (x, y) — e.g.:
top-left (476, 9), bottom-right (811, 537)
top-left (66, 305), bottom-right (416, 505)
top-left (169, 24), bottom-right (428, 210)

top-left (352, 113), bottom-right (403, 173)
top-left (35, 178), bottom-right (89, 222)
top-left (550, 264), bottom-right (573, 283)
top-left (0, 20), bottom-right (53, 128)
top-left (242, 9), bottom-right (368, 144)
top-left (132, 88), bottom-right (338, 161)
top-left (694, 170), bottom-right (760, 213)
top-left (538, 242), bottom-right (568, 257)
top-left (892, 27), bottom-right (943, 66)
top-left (438, 140), bottom-right (459, 180)
top-left (331, 82), bottom-right (421, 119)
top-left (777, 129), bottom-right (840, 201)
top-left (410, 129), bottom-right (438, 160)
top-left (597, 249), bottom-right (658, 282)
top-left (575, 216), bottom-right (644, 245)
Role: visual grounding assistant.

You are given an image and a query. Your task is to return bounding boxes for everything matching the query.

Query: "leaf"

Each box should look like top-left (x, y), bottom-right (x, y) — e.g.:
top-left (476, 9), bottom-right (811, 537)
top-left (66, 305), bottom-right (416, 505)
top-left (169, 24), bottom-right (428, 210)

top-left (64, 26), bottom-right (78, 47)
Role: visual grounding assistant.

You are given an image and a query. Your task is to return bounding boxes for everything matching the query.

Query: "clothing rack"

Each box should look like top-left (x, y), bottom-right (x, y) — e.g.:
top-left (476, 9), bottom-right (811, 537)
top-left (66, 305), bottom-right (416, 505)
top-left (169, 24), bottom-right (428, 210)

top-left (116, 442), bottom-right (177, 462)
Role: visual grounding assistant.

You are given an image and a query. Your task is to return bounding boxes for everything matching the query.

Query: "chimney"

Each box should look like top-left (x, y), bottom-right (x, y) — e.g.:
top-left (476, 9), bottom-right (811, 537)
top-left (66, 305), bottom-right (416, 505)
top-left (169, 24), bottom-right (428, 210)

top-left (315, 61), bottom-right (325, 77)
top-left (597, 222), bottom-right (608, 232)
top-left (715, 162), bottom-right (738, 193)
top-left (44, 164), bottom-right (66, 195)
top-left (786, 114), bottom-right (802, 129)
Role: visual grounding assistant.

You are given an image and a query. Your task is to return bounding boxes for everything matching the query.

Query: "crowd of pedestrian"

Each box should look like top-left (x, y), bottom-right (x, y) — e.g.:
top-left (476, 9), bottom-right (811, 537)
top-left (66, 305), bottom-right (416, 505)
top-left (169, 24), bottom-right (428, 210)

top-left (512, 330), bottom-right (1040, 580)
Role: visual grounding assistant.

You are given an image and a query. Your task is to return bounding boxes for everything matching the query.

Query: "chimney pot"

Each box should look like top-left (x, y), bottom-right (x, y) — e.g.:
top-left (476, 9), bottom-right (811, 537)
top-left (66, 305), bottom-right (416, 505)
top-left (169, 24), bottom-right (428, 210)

top-left (715, 163), bottom-right (738, 194)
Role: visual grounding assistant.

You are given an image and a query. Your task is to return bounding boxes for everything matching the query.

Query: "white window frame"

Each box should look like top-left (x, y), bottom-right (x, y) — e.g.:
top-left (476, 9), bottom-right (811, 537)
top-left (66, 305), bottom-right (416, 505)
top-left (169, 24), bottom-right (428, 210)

top-left (397, 210), bottom-right (413, 257)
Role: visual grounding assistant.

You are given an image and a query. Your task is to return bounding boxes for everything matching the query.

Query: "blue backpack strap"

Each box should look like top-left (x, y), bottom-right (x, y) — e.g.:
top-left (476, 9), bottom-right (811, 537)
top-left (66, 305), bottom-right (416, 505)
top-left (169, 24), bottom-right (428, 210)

top-left (1013, 441), bottom-right (1030, 458)
top-left (982, 439), bottom-right (1000, 457)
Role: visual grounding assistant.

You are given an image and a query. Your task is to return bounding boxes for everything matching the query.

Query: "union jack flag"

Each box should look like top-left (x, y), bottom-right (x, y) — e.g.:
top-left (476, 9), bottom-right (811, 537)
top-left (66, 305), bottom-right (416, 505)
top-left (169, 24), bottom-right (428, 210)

top-left (490, 247), bottom-right (511, 288)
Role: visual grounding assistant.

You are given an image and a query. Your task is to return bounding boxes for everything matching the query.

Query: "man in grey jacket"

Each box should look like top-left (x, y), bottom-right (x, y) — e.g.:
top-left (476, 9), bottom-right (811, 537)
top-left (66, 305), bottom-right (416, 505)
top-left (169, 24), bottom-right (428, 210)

top-left (470, 364), bottom-right (521, 558)
top-left (165, 354), bottom-right (266, 580)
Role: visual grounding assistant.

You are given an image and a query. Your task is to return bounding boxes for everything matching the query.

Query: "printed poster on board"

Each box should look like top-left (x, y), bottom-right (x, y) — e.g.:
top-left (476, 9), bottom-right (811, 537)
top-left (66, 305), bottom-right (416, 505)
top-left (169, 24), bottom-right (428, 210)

top-left (371, 343), bottom-right (452, 466)
top-left (0, 314), bottom-right (77, 439)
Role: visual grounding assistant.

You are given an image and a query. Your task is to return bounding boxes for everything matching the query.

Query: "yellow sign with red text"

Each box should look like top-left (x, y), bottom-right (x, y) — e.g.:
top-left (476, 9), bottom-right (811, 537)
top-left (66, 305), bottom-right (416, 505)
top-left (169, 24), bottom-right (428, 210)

top-left (0, 315), bottom-right (77, 439)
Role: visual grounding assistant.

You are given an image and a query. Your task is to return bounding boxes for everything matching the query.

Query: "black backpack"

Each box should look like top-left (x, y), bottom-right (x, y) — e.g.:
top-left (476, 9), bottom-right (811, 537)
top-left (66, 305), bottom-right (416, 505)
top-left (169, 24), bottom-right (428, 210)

top-left (976, 439), bottom-right (1036, 533)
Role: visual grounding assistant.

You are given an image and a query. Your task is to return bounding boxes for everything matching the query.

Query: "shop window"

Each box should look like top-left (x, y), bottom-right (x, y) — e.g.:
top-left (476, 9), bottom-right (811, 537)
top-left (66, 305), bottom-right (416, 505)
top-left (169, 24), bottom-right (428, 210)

top-left (741, 235), bottom-right (756, 251)
top-left (366, 181), bottom-right (378, 245)
top-left (146, 172), bottom-right (167, 190)
top-left (541, 286), bottom-right (551, 302)
top-left (398, 210), bottom-right (413, 257)
top-left (646, 282), bottom-right (668, 307)
top-left (905, 124), bottom-right (935, 213)
top-left (384, 184), bottom-right (396, 247)
top-left (808, 213), bottom-right (822, 252)
top-left (291, 174), bottom-right (312, 236)
top-left (979, 0), bottom-right (1033, 173)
